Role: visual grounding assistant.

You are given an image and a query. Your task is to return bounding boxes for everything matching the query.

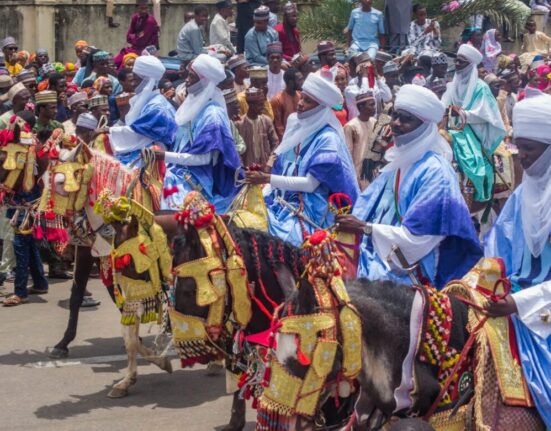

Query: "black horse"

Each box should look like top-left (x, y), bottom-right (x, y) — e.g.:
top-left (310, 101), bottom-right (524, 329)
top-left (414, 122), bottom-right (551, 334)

top-left (171, 218), bottom-right (306, 431)
top-left (266, 266), bottom-right (544, 431)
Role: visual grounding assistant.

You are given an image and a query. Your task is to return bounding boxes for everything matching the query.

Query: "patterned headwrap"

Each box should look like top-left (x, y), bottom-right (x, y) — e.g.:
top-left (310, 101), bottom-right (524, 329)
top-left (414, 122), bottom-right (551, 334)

top-left (93, 50), bottom-right (110, 62)
top-left (123, 52), bottom-right (139, 66)
top-left (74, 40), bottom-right (88, 48)
top-left (93, 76), bottom-right (111, 93)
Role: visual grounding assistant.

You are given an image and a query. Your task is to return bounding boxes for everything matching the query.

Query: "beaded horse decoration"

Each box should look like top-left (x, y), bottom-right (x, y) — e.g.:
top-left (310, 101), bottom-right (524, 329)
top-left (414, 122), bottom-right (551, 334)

top-left (34, 129), bottom-right (93, 253)
top-left (170, 191), bottom-right (252, 367)
top-left (257, 230), bottom-right (362, 428)
top-left (0, 115), bottom-right (38, 200)
top-left (94, 190), bottom-right (172, 325)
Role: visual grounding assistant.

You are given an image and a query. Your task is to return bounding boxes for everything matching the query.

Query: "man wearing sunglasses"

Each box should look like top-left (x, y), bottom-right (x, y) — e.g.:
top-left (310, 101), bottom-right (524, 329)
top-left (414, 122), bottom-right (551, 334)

top-left (1, 36), bottom-right (22, 77)
top-left (336, 84), bottom-right (481, 290)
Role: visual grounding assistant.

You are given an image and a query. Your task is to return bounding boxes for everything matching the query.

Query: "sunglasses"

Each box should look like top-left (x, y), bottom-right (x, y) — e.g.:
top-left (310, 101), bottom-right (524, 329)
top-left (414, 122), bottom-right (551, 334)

top-left (391, 110), bottom-right (417, 123)
top-left (6, 46), bottom-right (18, 51)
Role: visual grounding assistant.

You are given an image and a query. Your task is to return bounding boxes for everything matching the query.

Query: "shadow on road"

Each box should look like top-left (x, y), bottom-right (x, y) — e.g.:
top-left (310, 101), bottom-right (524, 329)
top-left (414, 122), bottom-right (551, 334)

top-left (33, 367), bottom-right (228, 420)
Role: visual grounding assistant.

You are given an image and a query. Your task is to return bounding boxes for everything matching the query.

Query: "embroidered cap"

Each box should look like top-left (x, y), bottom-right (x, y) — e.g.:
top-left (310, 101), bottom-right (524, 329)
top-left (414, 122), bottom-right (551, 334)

top-left (248, 66), bottom-right (268, 80)
top-left (67, 91), bottom-right (88, 108)
top-left (245, 86), bottom-right (265, 102)
top-left (253, 5), bottom-right (270, 21)
top-left (267, 42), bottom-right (283, 55)
top-left (223, 88), bottom-right (237, 104)
top-left (35, 90), bottom-right (58, 105)
top-left (115, 92), bottom-right (134, 107)
top-left (227, 54), bottom-right (248, 71)
top-left (76, 112), bottom-right (98, 130)
top-left (88, 94), bottom-right (109, 108)
top-left (383, 61), bottom-right (399, 74)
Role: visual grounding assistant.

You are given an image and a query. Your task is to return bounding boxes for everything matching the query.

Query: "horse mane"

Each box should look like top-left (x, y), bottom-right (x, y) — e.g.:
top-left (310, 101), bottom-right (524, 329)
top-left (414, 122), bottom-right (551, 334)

top-left (89, 148), bottom-right (134, 177)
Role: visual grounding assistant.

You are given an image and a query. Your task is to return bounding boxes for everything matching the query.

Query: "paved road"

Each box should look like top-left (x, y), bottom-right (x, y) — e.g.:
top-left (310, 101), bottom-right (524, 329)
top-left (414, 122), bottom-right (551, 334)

top-left (0, 278), bottom-right (255, 431)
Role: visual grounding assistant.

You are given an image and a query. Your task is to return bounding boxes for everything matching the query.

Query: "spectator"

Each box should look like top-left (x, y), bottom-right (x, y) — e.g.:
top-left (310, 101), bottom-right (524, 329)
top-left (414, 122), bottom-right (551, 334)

top-left (408, 4), bottom-right (441, 55)
top-left (244, 6), bottom-right (280, 66)
top-left (237, 66), bottom-right (274, 119)
top-left (177, 5), bottom-right (209, 61)
top-left (236, 86), bottom-right (279, 167)
top-left (49, 73), bottom-right (69, 122)
top-left (1, 37), bottom-right (22, 76)
top-left (223, 88), bottom-right (247, 155)
top-left (63, 91), bottom-right (89, 135)
top-left (346, 0), bottom-right (385, 59)
top-left (267, 42), bottom-right (285, 99)
top-left (270, 67), bottom-right (302, 139)
top-left (210, 0), bottom-right (235, 55)
top-left (227, 54), bottom-right (250, 94)
top-left (274, 2), bottom-right (301, 61)
top-left (317, 41), bottom-right (338, 69)
top-left (236, 0), bottom-right (262, 54)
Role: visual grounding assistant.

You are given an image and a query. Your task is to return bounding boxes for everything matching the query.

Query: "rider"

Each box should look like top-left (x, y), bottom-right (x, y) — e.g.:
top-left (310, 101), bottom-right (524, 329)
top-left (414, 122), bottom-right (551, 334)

top-left (485, 95), bottom-right (551, 427)
top-left (155, 54), bottom-right (240, 213)
top-left (246, 72), bottom-right (359, 246)
top-left (110, 55), bottom-right (177, 165)
top-left (336, 84), bottom-right (481, 289)
top-left (442, 43), bottom-right (506, 204)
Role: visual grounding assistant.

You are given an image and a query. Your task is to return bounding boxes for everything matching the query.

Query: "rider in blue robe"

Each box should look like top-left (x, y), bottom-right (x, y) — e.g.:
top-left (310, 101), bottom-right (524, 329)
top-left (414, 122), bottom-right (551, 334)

top-left (484, 95), bottom-right (551, 427)
top-left (159, 54), bottom-right (240, 213)
top-left (337, 85), bottom-right (481, 289)
top-left (161, 101), bottom-right (240, 213)
top-left (246, 73), bottom-right (359, 246)
top-left (109, 56), bottom-right (177, 165)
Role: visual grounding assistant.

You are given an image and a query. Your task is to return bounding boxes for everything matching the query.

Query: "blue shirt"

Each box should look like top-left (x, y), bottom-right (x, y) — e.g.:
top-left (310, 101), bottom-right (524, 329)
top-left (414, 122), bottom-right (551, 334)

top-left (244, 27), bottom-right (279, 66)
top-left (347, 7), bottom-right (385, 52)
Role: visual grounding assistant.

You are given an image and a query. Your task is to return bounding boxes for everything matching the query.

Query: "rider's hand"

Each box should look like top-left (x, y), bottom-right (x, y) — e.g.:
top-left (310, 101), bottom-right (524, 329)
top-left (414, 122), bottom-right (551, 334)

top-left (482, 295), bottom-right (518, 317)
top-left (245, 170), bottom-right (270, 185)
top-left (335, 214), bottom-right (367, 235)
top-left (153, 150), bottom-right (165, 161)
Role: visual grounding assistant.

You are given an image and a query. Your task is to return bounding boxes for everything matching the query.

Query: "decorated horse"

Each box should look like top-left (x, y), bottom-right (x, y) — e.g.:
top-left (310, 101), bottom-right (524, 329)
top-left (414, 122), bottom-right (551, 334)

top-left (94, 192), bottom-right (173, 398)
top-left (169, 190), bottom-right (307, 430)
top-left (255, 231), bottom-right (544, 430)
top-left (32, 131), bottom-right (163, 359)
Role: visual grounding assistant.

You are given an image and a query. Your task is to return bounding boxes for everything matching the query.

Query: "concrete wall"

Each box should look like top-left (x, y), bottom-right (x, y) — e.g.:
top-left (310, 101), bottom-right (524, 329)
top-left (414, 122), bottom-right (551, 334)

top-left (0, 0), bottom-right (317, 63)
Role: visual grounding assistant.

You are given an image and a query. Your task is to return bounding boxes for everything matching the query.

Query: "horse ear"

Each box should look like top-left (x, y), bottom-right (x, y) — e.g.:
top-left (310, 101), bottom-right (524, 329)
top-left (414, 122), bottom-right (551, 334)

top-left (273, 263), bottom-right (296, 301)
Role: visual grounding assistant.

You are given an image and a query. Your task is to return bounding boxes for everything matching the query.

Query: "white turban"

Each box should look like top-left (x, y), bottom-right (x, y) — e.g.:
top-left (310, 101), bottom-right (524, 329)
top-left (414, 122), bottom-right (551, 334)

top-left (125, 55), bottom-right (166, 125)
top-left (512, 94), bottom-right (551, 257)
top-left (132, 55), bottom-right (165, 81)
top-left (457, 44), bottom-right (483, 66)
top-left (513, 94), bottom-right (551, 145)
top-left (395, 84), bottom-right (445, 124)
top-left (302, 73), bottom-right (343, 108)
top-left (190, 54), bottom-right (226, 85)
top-left (383, 85), bottom-right (452, 172)
top-left (175, 54), bottom-right (227, 125)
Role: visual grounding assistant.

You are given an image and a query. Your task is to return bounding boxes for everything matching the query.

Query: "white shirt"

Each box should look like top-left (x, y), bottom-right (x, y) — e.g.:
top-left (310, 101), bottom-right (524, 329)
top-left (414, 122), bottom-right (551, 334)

top-left (209, 13), bottom-right (235, 54)
top-left (267, 70), bottom-right (285, 100)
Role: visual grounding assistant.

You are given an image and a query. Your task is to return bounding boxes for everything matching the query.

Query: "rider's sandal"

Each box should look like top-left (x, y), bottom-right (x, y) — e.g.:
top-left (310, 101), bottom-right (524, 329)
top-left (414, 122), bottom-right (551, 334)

top-left (2, 295), bottom-right (29, 306)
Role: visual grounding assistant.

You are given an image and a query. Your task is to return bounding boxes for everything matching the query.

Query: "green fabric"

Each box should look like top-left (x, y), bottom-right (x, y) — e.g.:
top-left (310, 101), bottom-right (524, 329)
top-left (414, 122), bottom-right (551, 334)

top-left (449, 81), bottom-right (501, 203)
top-left (33, 119), bottom-right (64, 134)
top-left (449, 124), bottom-right (494, 202)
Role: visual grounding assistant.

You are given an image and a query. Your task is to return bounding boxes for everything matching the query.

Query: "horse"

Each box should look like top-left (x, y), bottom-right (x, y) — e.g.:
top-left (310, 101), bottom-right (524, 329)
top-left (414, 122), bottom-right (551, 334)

top-left (93, 193), bottom-right (173, 398)
top-left (259, 250), bottom-right (545, 431)
top-left (170, 190), bottom-right (306, 431)
top-left (34, 137), bottom-right (163, 359)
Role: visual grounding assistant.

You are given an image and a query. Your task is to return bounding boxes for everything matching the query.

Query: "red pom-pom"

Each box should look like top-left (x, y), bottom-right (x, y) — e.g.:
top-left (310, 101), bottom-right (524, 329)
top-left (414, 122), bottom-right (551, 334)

top-left (309, 229), bottom-right (327, 245)
top-left (114, 254), bottom-right (132, 270)
top-left (162, 185), bottom-right (178, 199)
top-left (139, 243), bottom-right (147, 255)
top-left (44, 211), bottom-right (56, 220)
top-left (334, 267), bottom-right (342, 277)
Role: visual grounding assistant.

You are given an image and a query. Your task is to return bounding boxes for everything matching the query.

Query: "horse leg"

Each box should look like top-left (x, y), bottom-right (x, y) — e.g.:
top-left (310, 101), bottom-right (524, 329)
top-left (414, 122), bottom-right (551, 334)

top-left (221, 391), bottom-right (246, 431)
top-left (135, 337), bottom-right (173, 374)
top-left (49, 245), bottom-right (94, 359)
top-left (108, 316), bottom-right (140, 398)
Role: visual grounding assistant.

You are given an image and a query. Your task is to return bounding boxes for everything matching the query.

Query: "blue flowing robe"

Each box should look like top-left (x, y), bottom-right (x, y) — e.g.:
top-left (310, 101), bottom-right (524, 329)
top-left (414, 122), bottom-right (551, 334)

top-left (485, 187), bottom-right (551, 426)
top-left (115, 93), bottom-right (177, 166)
top-left (266, 125), bottom-right (359, 247)
top-left (160, 101), bottom-right (241, 213)
top-left (354, 151), bottom-right (482, 289)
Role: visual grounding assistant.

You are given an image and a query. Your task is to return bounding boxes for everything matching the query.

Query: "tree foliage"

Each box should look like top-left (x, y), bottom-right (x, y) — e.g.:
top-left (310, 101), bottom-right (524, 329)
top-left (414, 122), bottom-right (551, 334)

top-left (299, 0), bottom-right (531, 45)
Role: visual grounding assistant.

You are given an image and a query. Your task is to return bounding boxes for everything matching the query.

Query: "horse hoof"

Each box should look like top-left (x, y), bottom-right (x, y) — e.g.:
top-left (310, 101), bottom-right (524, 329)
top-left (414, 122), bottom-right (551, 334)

top-left (48, 347), bottom-right (69, 359)
top-left (159, 357), bottom-right (173, 374)
top-left (107, 387), bottom-right (128, 398)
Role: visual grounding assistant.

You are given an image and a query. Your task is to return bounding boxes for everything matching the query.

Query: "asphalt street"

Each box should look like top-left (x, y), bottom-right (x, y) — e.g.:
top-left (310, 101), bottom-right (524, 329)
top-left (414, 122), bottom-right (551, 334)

top-left (0, 277), bottom-right (255, 431)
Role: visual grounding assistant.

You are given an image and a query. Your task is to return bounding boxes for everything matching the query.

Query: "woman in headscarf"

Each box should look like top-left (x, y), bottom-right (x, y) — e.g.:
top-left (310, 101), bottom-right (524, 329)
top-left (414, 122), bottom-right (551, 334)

top-left (93, 76), bottom-right (113, 97)
top-left (15, 51), bottom-right (29, 68)
top-left (120, 52), bottom-right (138, 72)
top-left (481, 28), bottom-right (502, 74)
top-left (333, 65), bottom-right (349, 126)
